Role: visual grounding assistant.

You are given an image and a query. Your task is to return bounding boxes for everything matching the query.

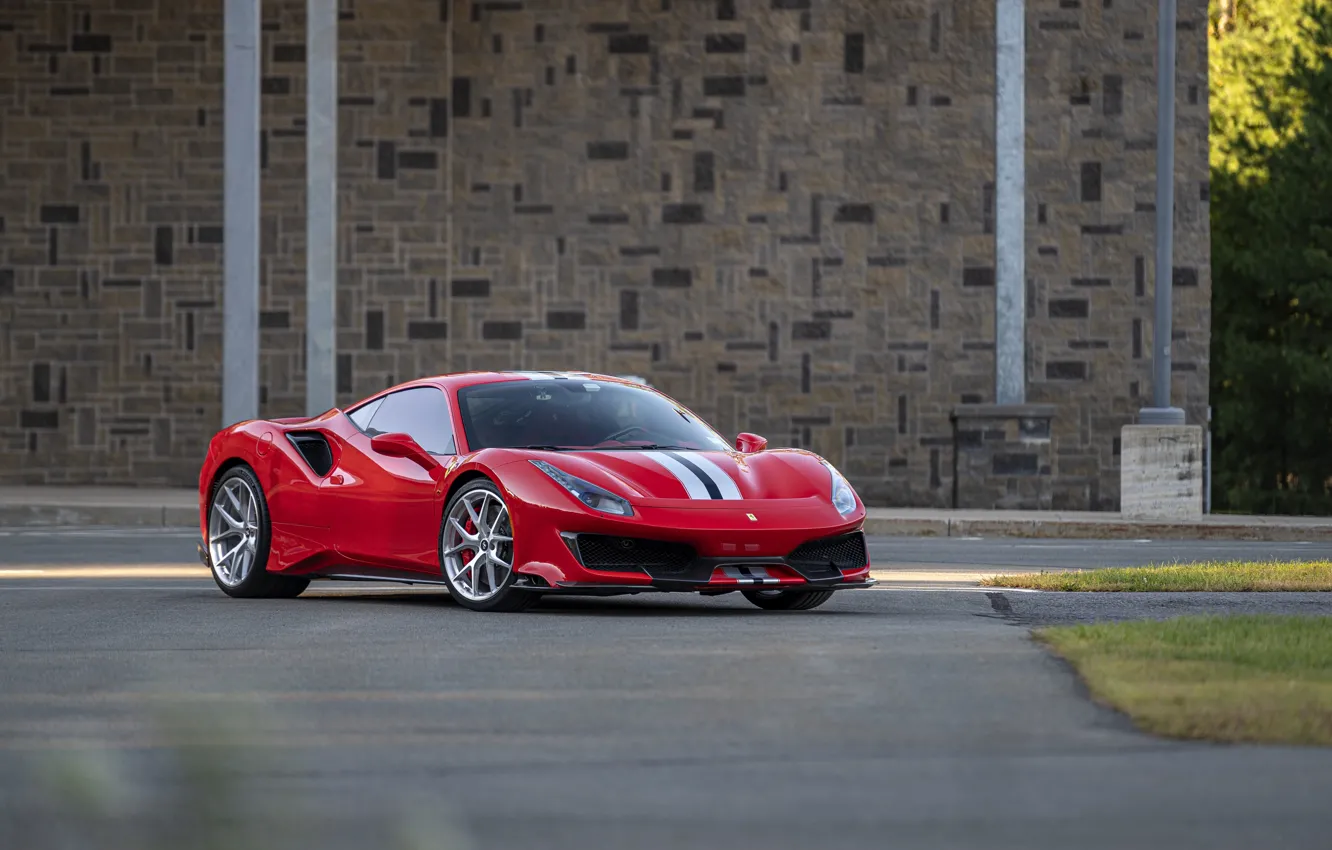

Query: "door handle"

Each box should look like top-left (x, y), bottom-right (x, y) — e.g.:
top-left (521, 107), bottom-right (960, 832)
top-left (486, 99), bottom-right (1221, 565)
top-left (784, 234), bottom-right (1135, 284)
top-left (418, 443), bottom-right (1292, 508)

top-left (329, 474), bottom-right (345, 485)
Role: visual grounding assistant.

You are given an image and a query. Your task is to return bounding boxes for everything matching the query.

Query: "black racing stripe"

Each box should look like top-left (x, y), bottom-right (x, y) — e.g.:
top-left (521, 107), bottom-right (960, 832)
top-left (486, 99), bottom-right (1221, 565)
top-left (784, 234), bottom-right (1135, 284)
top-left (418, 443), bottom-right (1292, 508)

top-left (737, 566), bottom-right (754, 579)
top-left (665, 451), bottom-right (722, 499)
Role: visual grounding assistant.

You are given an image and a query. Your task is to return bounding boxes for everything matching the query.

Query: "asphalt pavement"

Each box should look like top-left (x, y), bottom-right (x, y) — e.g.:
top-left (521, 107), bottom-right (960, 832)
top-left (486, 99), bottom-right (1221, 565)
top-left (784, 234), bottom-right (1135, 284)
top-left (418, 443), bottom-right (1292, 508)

top-left (2, 531), bottom-right (1331, 849)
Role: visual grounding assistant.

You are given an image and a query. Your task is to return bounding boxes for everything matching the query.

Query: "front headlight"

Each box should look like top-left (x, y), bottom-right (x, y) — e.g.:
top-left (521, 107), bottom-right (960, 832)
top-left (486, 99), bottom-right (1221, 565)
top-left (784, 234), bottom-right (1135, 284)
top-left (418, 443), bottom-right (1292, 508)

top-left (531, 459), bottom-right (634, 517)
top-left (821, 460), bottom-right (859, 516)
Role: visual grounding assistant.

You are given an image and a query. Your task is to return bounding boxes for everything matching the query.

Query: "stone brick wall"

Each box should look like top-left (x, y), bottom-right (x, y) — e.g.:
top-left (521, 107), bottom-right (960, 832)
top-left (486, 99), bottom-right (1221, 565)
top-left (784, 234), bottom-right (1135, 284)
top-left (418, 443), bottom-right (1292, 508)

top-left (0, 0), bottom-right (1211, 508)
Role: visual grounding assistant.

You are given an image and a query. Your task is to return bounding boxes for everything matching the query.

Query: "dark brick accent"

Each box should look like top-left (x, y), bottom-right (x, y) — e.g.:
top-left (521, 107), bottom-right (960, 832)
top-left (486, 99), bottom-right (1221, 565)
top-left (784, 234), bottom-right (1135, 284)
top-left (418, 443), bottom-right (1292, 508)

top-left (703, 76), bottom-right (745, 97)
top-left (833, 203), bottom-right (873, 223)
top-left (1103, 74), bottom-right (1122, 115)
top-left (844, 33), bottom-right (864, 73)
top-left (408, 321), bottom-right (449, 340)
top-left (620, 290), bottom-right (639, 329)
top-left (429, 98), bottom-right (448, 136)
top-left (273, 43), bottom-right (304, 62)
top-left (694, 152), bottom-right (715, 192)
top-left (154, 226), bottom-right (173, 265)
top-left (1173, 267), bottom-right (1199, 287)
top-left (20, 411), bottom-right (58, 429)
top-left (588, 141), bottom-right (630, 160)
top-left (608, 33), bottom-right (651, 53)
top-left (706, 34), bottom-right (745, 53)
top-left (259, 310), bottom-right (289, 329)
top-left (792, 320), bottom-right (831, 340)
top-left (452, 77), bottom-right (471, 116)
top-left (1081, 162), bottom-right (1102, 202)
top-left (662, 204), bottom-right (704, 224)
top-left (481, 321), bottom-right (522, 340)
top-left (1048, 298), bottom-right (1089, 318)
top-left (963, 267), bottom-right (995, 288)
top-left (40, 205), bottom-right (79, 224)
top-left (652, 268), bottom-right (692, 287)
top-left (72, 34), bottom-right (113, 52)
top-left (1046, 361), bottom-right (1088, 380)
top-left (547, 310), bottom-right (586, 330)
top-left (366, 310), bottom-right (385, 350)
top-left (451, 278), bottom-right (489, 297)
top-left (993, 453), bottom-right (1039, 476)
top-left (398, 150), bottom-right (437, 169)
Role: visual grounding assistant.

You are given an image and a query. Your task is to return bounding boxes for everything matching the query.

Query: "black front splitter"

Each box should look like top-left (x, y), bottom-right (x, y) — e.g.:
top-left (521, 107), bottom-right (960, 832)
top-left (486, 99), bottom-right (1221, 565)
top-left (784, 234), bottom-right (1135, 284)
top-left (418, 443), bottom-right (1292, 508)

top-left (525, 577), bottom-right (877, 596)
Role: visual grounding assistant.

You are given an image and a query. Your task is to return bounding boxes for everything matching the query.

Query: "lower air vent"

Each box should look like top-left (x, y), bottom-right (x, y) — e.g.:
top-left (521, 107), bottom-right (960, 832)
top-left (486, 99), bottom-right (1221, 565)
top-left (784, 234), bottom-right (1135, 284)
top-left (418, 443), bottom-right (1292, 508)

top-left (574, 534), bottom-right (696, 573)
top-left (287, 432), bottom-right (334, 477)
top-left (787, 532), bottom-right (868, 571)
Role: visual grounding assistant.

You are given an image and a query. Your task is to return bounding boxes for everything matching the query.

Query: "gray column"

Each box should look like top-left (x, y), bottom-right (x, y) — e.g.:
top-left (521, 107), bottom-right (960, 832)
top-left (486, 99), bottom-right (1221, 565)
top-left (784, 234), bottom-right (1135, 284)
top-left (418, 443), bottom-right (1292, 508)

top-left (223, 0), bottom-right (261, 427)
top-left (994, 0), bottom-right (1026, 405)
top-left (305, 0), bottom-right (338, 415)
top-left (1139, 0), bottom-right (1185, 425)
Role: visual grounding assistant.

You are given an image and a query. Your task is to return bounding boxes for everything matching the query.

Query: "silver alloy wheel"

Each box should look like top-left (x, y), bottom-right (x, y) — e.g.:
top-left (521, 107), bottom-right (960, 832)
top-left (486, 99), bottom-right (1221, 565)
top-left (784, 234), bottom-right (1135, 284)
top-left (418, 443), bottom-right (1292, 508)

top-left (441, 488), bottom-right (514, 602)
top-left (208, 477), bottom-right (261, 587)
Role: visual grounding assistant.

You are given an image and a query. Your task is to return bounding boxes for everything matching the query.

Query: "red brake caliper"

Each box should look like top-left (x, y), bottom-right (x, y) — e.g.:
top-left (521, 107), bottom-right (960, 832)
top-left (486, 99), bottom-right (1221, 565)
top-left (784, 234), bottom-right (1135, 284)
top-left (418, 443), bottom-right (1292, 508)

top-left (460, 519), bottom-right (477, 574)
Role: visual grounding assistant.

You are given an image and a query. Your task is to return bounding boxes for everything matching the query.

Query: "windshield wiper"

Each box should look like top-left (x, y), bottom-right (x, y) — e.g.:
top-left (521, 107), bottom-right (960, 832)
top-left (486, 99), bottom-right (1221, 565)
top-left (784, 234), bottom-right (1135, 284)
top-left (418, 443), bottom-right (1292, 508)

top-left (513, 444), bottom-right (574, 451)
top-left (604, 444), bottom-right (695, 451)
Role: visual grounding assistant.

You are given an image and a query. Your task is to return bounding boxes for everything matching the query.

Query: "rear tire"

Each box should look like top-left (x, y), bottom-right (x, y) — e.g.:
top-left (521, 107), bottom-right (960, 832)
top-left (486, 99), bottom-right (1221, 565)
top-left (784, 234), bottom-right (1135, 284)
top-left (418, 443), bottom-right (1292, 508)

top-left (439, 479), bottom-right (537, 613)
top-left (206, 465), bottom-right (310, 599)
top-left (741, 588), bottom-right (835, 611)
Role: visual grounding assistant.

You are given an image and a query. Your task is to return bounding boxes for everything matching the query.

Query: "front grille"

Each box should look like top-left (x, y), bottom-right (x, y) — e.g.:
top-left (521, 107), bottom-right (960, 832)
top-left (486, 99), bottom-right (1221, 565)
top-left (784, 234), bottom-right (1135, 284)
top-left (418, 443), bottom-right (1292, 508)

top-left (574, 534), bottom-right (697, 574)
top-left (787, 532), bottom-right (868, 573)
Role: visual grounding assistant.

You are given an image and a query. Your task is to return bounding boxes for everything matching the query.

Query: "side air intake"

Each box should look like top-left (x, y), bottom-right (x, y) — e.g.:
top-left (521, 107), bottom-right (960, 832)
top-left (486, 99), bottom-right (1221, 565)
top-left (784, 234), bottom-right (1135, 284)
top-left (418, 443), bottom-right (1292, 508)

top-left (287, 432), bottom-right (334, 477)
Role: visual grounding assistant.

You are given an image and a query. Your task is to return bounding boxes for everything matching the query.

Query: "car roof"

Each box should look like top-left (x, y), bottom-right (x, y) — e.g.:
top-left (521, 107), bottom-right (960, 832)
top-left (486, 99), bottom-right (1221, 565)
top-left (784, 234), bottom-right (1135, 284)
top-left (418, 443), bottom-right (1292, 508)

top-left (348, 371), bottom-right (652, 409)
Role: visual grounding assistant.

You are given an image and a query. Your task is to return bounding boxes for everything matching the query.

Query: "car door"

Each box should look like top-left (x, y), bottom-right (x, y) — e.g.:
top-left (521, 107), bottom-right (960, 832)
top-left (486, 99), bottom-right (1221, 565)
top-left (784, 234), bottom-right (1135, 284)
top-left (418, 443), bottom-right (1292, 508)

top-left (323, 386), bottom-right (457, 573)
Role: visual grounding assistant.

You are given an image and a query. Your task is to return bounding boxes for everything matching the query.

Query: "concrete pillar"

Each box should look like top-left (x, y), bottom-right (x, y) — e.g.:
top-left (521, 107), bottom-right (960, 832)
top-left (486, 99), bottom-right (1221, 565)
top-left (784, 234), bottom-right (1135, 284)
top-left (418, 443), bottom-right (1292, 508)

top-left (222, 0), bottom-right (261, 426)
top-left (305, 0), bottom-right (338, 415)
top-left (1120, 425), bottom-right (1203, 518)
top-left (994, 0), bottom-right (1026, 405)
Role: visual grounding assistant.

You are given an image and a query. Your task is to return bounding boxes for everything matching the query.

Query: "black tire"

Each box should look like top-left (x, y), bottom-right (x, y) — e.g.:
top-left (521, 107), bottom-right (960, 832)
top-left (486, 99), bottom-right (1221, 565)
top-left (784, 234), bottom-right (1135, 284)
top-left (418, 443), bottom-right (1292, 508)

top-left (206, 465), bottom-right (310, 599)
top-left (741, 588), bottom-right (836, 611)
top-left (438, 479), bottom-right (538, 613)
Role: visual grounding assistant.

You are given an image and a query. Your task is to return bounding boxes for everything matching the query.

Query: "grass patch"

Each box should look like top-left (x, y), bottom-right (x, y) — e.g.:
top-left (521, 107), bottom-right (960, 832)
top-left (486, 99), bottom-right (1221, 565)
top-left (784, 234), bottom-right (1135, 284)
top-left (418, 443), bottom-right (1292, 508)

top-left (981, 559), bottom-right (1332, 592)
top-left (1038, 615), bottom-right (1332, 745)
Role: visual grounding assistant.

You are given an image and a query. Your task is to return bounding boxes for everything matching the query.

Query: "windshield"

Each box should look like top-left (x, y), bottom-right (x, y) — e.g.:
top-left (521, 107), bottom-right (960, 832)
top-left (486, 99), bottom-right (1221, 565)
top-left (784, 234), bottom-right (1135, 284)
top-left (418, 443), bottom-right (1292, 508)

top-left (456, 379), bottom-right (732, 451)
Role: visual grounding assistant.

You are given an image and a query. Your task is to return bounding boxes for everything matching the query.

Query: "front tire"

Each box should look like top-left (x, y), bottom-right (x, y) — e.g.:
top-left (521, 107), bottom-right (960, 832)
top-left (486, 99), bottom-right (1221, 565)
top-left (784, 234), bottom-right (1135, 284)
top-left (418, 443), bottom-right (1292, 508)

top-left (206, 465), bottom-right (309, 599)
top-left (439, 479), bottom-right (536, 613)
top-left (742, 588), bottom-right (835, 611)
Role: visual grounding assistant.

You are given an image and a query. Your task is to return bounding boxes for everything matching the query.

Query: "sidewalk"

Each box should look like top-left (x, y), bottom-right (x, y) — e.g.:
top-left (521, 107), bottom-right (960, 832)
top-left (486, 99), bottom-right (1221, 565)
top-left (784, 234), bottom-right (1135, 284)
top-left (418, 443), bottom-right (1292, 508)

top-left (1, 486), bottom-right (1330, 541)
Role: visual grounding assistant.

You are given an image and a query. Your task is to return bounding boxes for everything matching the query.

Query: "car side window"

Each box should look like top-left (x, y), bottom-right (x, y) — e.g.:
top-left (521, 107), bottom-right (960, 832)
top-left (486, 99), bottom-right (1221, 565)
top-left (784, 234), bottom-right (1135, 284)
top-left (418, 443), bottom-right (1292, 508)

top-left (364, 387), bottom-right (457, 455)
top-left (346, 397), bottom-right (383, 432)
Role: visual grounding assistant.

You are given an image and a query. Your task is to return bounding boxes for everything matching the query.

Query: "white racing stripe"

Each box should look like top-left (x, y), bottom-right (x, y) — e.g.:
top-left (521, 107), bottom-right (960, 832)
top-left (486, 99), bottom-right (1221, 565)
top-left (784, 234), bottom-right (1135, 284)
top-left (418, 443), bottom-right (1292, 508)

top-left (684, 453), bottom-right (743, 500)
top-left (640, 451), bottom-right (713, 500)
top-left (638, 451), bottom-right (743, 500)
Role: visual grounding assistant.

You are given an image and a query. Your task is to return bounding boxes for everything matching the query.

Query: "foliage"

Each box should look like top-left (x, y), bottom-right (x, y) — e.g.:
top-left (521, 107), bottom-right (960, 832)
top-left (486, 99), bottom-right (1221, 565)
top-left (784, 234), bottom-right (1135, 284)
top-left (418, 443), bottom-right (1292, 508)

top-left (1210, 0), bottom-right (1332, 514)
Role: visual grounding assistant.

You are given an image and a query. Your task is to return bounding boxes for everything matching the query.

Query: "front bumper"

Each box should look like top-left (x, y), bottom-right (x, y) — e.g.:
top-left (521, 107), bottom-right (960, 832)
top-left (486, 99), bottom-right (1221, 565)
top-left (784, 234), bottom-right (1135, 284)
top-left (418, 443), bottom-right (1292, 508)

top-left (516, 528), bottom-right (875, 595)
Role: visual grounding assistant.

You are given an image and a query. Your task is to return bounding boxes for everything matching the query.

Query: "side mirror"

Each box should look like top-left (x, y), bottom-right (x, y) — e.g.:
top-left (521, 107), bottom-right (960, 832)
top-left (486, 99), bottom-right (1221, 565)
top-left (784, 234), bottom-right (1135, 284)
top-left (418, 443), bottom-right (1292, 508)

top-left (371, 432), bottom-right (444, 479)
top-left (735, 432), bottom-right (768, 454)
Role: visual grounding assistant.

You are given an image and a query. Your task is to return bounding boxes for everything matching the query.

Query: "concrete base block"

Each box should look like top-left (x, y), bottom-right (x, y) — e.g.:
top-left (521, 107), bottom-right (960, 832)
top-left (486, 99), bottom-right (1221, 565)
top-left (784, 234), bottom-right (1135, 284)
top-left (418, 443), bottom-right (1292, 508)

top-left (1120, 425), bottom-right (1204, 519)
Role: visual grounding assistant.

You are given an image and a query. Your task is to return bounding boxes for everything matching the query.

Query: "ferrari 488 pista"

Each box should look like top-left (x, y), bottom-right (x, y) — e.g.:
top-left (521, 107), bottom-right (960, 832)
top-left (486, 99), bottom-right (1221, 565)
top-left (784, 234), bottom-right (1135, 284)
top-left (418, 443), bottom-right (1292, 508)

top-left (198, 372), bottom-right (874, 612)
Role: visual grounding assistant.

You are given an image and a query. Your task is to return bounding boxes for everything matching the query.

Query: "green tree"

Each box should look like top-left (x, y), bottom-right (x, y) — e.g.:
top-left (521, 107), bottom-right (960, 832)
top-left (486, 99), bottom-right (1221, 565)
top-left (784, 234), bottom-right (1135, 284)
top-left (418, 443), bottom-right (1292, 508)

top-left (1210, 0), bottom-right (1332, 514)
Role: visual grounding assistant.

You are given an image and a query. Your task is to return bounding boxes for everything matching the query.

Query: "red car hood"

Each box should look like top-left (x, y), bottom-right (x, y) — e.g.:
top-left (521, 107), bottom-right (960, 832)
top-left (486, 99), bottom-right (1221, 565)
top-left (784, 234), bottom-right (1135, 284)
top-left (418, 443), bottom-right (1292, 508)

top-left (496, 447), bottom-right (835, 506)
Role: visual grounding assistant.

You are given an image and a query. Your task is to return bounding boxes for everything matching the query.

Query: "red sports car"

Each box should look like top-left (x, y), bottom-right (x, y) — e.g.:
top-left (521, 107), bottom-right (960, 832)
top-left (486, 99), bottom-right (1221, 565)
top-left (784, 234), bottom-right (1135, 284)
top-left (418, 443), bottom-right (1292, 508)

top-left (197, 371), bottom-right (874, 612)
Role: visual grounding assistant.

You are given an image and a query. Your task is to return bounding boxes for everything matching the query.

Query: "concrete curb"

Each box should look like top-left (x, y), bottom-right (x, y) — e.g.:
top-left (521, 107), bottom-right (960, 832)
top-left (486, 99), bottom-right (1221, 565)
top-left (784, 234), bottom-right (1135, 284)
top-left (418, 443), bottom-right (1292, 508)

top-left (862, 515), bottom-right (1332, 542)
top-left (0, 504), bottom-right (197, 529)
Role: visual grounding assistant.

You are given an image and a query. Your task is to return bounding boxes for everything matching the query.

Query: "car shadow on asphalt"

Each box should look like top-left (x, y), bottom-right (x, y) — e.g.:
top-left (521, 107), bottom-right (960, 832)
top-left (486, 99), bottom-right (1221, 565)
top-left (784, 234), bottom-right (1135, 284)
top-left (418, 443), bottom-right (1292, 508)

top-left (295, 590), bottom-right (880, 617)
